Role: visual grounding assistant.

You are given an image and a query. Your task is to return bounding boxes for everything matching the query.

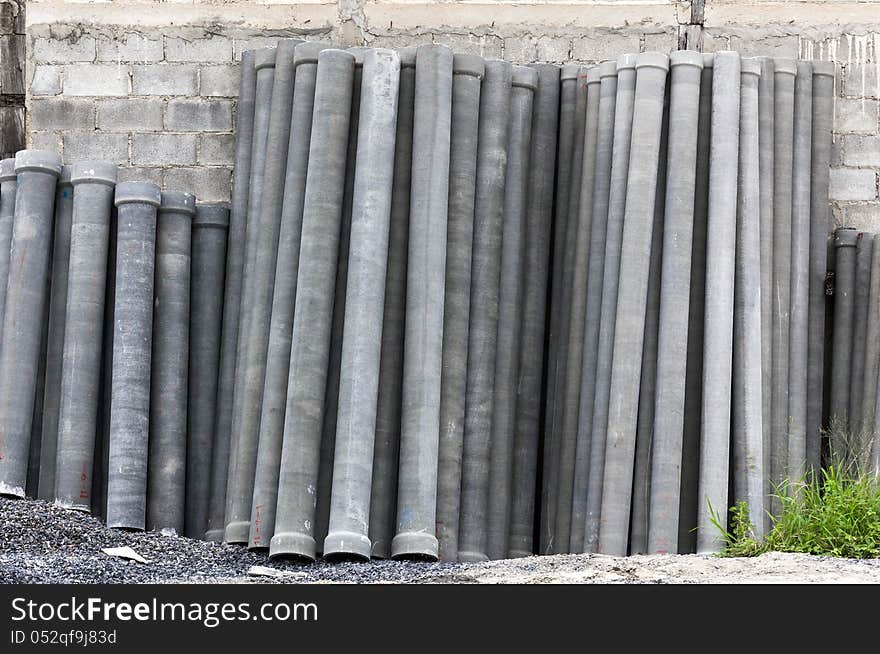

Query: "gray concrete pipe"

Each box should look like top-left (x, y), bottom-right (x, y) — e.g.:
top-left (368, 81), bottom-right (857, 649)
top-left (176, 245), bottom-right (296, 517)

top-left (392, 43), bottom-right (453, 561)
top-left (0, 150), bottom-right (62, 498)
top-left (458, 59), bottom-right (511, 563)
top-left (248, 41), bottom-right (329, 551)
top-left (269, 48), bottom-right (355, 561)
top-left (647, 51), bottom-right (703, 554)
top-left (849, 232), bottom-right (873, 437)
top-left (436, 53), bottom-right (483, 562)
top-left (0, 158), bottom-right (15, 341)
top-left (53, 162), bottom-right (118, 511)
top-left (147, 191), bottom-right (195, 534)
top-left (105, 181), bottom-right (160, 529)
top-left (597, 52), bottom-right (669, 557)
top-left (205, 49), bottom-right (257, 542)
top-left (369, 47), bottom-right (416, 559)
top-left (509, 63), bottom-right (559, 559)
top-left (186, 204), bottom-right (229, 539)
top-left (696, 51), bottom-right (741, 554)
top-left (829, 228), bottom-right (858, 442)
top-left (583, 53), bottom-right (637, 553)
top-left (570, 62), bottom-right (616, 554)
top-left (324, 48), bottom-right (401, 561)
top-left (487, 64), bottom-right (537, 560)
top-left (863, 236), bottom-right (880, 462)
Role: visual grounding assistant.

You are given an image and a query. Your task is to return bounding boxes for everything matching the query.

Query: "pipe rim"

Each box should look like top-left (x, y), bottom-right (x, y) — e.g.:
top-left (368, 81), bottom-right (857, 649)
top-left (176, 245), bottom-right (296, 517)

top-left (193, 203), bottom-right (230, 228)
top-left (159, 190), bottom-right (197, 216)
top-left (58, 164), bottom-right (73, 187)
top-left (513, 64), bottom-right (539, 91)
top-left (561, 64), bottom-right (579, 80)
top-left (0, 158), bottom-right (15, 181)
top-left (254, 47), bottom-right (277, 71)
top-left (70, 161), bottom-right (118, 187)
top-left (812, 60), bottom-right (836, 77)
top-left (774, 57), bottom-right (798, 75)
top-left (834, 227), bottom-right (860, 248)
top-left (586, 65), bottom-right (602, 84)
top-left (617, 53), bottom-right (638, 70)
top-left (636, 51), bottom-right (670, 72)
top-left (741, 57), bottom-right (762, 76)
top-left (453, 53), bottom-right (485, 79)
top-left (598, 60), bottom-right (618, 78)
top-left (14, 149), bottom-right (63, 177)
top-left (114, 181), bottom-right (161, 208)
top-left (669, 49), bottom-right (705, 69)
top-left (293, 41), bottom-right (330, 66)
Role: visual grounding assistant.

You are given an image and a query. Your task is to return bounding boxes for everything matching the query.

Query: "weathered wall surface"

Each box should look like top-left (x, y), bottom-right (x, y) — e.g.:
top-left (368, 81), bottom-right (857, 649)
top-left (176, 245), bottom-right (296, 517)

top-left (21, 0), bottom-right (880, 227)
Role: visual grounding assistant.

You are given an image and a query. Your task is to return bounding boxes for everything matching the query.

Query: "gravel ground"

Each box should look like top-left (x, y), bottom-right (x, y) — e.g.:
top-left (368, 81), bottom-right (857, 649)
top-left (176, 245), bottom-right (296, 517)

top-left (3, 497), bottom-right (880, 583)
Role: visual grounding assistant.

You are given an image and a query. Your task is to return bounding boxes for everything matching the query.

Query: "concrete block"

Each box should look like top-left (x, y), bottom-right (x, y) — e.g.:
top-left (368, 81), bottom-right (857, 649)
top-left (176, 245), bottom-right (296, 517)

top-left (842, 203), bottom-right (880, 232)
top-left (200, 64), bottom-right (240, 97)
top-left (97, 33), bottom-right (164, 63)
top-left (28, 130), bottom-right (62, 152)
top-left (29, 98), bottom-right (95, 130)
top-left (31, 65), bottom-right (62, 96)
top-left (571, 31), bottom-right (638, 62)
top-left (33, 36), bottom-right (96, 63)
top-left (64, 63), bottom-right (129, 96)
top-left (233, 36), bottom-right (288, 61)
top-left (132, 133), bottom-right (197, 166)
top-left (97, 98), bottom-right (164, 132)
top-left (835, 97), bottom-right (879, 133)
top-left (163, 166), bottom-right (231, 202)
top-left (165, 98), bottom-right (232, 132)
top-left (728, 34), bottom-right (799, 59)
top-left (504, 37), bottom-right (536, 64)
top-left (845, 64), bottom-right (880, 99)
top-left (831, 138), bottom-right (844, 167)
top-left (198, 133), bottom-right (235, 165)
top-left (62, 132), bottom-right (129, 164)
top-left (537, 36), bottom-right (573, 63)
top-left (132, 64), bottom-right (198, 96)
top-left (840, 134), bottom-right (880, 167)
top-left (830, 168), bottom-right (878, 201)
top-left (166, 36), bottom-right (232, 63)
top-left (432, 33), bottom-right (502, 58)
top-left (116, 166), bottom-right (164, 187)
top-left (643, 30), bottom-right (678, 54)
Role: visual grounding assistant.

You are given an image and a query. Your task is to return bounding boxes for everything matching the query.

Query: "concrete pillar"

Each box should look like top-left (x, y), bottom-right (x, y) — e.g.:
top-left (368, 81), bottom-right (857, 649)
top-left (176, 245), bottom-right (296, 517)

top-left (788, 61), bottom-right (813, 482)
top-left (206, 49), bottom-right (257, 542)
top-left (0, 158), bottom-right (15, 336)
top-left (849, 234), bottom-right (873, 436)
top-left (583, 53), bottom-right (637, 553)
top-left (436, 53), bottom-right (483, 562)
top-left (369, 47), bottom-right (416, 559)
top-left (509, 63), bottom-right (560, 558)
top-left (0, 150), bottom-right (62, 498)
top-left (696, 51), bottom-right (740, 554)
top-left (757, 56), bottom-right (775, 534)
top-left (35, 166), bottom-right (72, 500)
top-left (269, 48), bottom-right (355, 561)
top-left (680, 54), bottom-right (714, 553)
top-left (770, 57), bottom-right (796, 508)
top-left (458, 59), bottom-right (511, 563)
top-left (53, 162), bottom-right (117, 510)
top-left (829, 228), bottom-right (858, 441)
top-left (248, 41), bottom-right (328, 550)
top-left (392, 43), bottom-right (453, 561)
top-left (597, 52), bottom-right (669, 556)
top-left (540, 65), bottom-right (578, 553)
top-left (486, 65), bottom-right (536, 560)
top-left (323, 49), bottom-right (400, 560)
top-left (224, 46), bottom-right (275, 540)
top-left (106, 181), bottom-right (160, 529)
top-left (647, 51), bottom-right (703, 554)
top-left (571, 61), bottom-right (616, 554)
top-left (186, 204), bottom-right (229, 539)
top-left (808, 62), bottom-right (835, 475)
top-left (732, 59), bottom-right (765, 534)
top-left (225, 40), bottom-right (300, 544)
top-left (147, 191), bottom-right (194, 534)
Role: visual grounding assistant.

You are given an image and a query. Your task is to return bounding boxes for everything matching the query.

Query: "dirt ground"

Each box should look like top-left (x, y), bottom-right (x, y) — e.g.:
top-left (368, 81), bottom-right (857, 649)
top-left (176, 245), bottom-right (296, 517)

top-left (3, 497), bottom-right (879, 584)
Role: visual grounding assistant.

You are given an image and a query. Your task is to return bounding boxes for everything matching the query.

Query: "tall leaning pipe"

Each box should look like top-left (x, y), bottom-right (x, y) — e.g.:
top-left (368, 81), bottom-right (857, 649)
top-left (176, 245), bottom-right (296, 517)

top-left (247, 41), bottom-right (328, 550)
top-left (696, 51), bottom-right (741, 554)
top-left (732, 58), bottom-right (764, 535)
top-left (436, 53), bottom-right (483, 562)
top-left (788, 61), bottom-right (813, 482)
top-left (225, 40), bottom-right (299, 544)
top-left (509, 63), bottom-right (560, 559)
top-left (392, 44), bottom-right (453, 561)
top-left (205, 49), bottom-right (257, 542)
top-left (0, 158), bottom-right (16, 335)
top-left (807, 62), bottom-right (835, 475)
top-left (458, 59), bottom-right (511, 563)
top-left (863, 236), bottom-right (880, 458)
top-left (323, 49), bottom-right (400, 560)
top-left (269, 48), bottom-right (355, 561)
top-left (647, 50), bottom-right (703, 554)
top-left (369, 47), bottom-right (416, 559)
top-left (540, 65), bottom-right (578, 553)
top-left (583, 53), bottom-right (638, 553)
top-left (147, 191), bottom-right (195, 534)
top-left (53, 162), bottom-right (117, 511)
top-left (105, 181), bottom-right (160, 529)
top-left (597, 52), bottom-right (669, 557)
top-left (0, 150), bottom-right (61, 498)
top-left (571, 60), bottom-right (616, 554)
top-left (849, 233), bottom-right (873, 436)
top-left (486, 65), bottom-right (536, 560)
top-left (769, 57), bottom-right (796, 510)
top-left (829, 228), bottom-right (858, 442)
top-left (186, 204), bottom-right (229, 539)
top-left (36, 166), bottom-right (72, 501)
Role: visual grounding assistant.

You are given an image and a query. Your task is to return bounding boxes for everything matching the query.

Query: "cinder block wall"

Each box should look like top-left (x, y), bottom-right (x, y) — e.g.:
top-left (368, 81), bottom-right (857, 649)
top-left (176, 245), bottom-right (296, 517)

top-left (22, 0), bottom-right (880, 227)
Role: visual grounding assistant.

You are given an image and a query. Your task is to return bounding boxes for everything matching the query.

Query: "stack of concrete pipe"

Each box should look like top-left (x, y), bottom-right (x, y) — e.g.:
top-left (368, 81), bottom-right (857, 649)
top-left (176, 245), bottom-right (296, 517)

top-left (0, 39), bottom-right (843, 561)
